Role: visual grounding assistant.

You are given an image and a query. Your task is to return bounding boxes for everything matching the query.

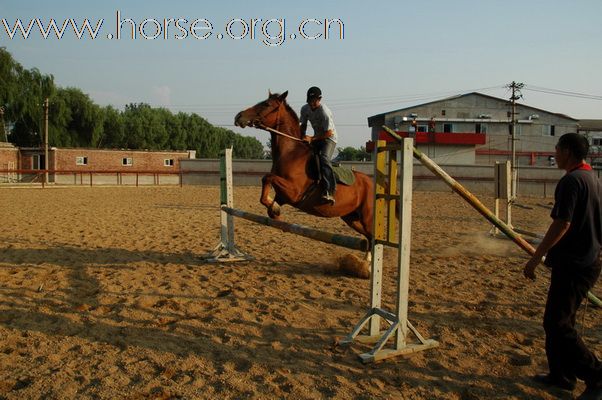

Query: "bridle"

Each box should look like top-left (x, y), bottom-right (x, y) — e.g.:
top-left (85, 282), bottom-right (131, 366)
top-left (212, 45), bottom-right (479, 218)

top-left (252, 100), bottom-right (282, 129)
top-left (252, 100), bottom-right (306, 144)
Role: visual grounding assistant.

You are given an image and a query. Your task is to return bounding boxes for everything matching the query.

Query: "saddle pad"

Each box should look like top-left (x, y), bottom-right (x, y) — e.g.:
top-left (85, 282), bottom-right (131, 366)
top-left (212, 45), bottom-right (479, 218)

top-left (333, 165), bottom-right (355, 186)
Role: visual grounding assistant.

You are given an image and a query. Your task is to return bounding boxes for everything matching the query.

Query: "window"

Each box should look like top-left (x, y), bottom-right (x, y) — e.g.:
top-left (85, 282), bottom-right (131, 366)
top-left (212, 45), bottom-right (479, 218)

top-left (441, 110), bottom-right (446, 116)
top-left (122, 157), bottom-right (133, 166)
top-left (592, 138), bottom-right (602, 146)
top-left (164, 158), bottom-right (174, 167)
top-left (443, 123), bottom-right (453, 133)
top-left (475, 123), bottom-right (487, 134)
top-left (417, 125), bottom-right (428, 133)
top-left (542, 125), bottom-right (555, 137)
top-left (76, 156), bottom-right (88, 165)
top-left (32, 154), bottom-right (41, 170)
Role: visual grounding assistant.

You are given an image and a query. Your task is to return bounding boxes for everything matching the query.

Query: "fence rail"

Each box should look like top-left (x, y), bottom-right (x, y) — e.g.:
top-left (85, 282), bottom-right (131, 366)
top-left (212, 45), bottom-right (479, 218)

top-left (0, 169), bottom-right (185, 187)
top-left (1, 165), bottom-right (596, 197)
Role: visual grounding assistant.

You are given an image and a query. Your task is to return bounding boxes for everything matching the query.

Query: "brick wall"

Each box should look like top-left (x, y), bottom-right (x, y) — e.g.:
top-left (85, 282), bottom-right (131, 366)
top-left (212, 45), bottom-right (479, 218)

top-left (54, 148), bottom-right (193, 172)
top-left (0, 146), bottom-right (18, 170)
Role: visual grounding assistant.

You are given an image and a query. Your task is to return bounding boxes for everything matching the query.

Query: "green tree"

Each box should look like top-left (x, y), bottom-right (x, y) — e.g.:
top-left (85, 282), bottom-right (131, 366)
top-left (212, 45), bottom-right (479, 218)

top-left (122, 103), bottom-right (169, 150)
top-left (0, 48), bottom-right (55, 146)
top-left (336, 146), bottom-right (370, 161)
top-left (98, 105), bottom-right (124, 148)
top-left (0, 47), bottom-right (265, 158)
top-left (49, 87), bottom-right (103, 147)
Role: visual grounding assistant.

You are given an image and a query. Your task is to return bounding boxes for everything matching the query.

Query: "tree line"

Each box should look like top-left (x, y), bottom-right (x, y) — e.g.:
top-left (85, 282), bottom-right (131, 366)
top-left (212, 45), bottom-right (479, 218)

top-left (0, 47), bottom-right (264, 159)
top-left (336, 146), bottom-right (371, 161)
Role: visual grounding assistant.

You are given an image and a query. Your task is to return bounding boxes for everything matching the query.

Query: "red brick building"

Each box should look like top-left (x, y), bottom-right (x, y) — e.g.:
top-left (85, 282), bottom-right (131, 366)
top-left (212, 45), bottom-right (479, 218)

top-left (0, 144), bottom-right (195, 184)
top-left (0, 142), bottom-right (19, 183)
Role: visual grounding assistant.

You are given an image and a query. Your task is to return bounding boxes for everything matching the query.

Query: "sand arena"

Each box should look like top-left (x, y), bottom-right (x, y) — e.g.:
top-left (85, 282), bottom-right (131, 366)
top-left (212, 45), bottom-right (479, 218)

top-left (0, 186), bottom-right (600, 399)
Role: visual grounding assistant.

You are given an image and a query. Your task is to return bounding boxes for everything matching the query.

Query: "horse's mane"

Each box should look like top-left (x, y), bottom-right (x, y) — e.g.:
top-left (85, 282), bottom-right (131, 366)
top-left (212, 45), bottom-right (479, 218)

top-left (269, 93), bottom-right (300, 137)
top-left (283, 101), bottom-right (300, 125)
top-left (268, 92), bottom-right (300, 126)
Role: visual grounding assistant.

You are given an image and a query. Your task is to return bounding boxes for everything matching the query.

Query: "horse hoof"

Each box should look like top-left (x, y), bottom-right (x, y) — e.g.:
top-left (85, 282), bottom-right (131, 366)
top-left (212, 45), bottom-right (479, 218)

top-left (270, 203), bottom-right (281, 217)
top-left (268, 211), bottom-right (282, 220)
top-left (268, 205), bottom-right (281, 219)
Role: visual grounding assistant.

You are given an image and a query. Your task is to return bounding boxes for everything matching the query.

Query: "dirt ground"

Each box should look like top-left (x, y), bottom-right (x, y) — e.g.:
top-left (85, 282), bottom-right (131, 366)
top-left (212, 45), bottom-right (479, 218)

top-left (0, 185), bottom-right (600, 399)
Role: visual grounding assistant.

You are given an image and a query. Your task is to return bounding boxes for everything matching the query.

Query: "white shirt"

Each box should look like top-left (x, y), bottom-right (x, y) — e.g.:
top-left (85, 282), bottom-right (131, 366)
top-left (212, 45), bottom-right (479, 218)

top-left (300, 103), bottom-right (338, 143)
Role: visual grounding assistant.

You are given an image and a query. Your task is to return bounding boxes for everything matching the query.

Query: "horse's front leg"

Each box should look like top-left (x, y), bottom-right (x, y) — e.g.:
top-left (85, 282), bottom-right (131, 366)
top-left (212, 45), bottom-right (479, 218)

top-left (260, 174), bottom-right (302, 219)
top-left (260, 174), bottom-right (283, 219)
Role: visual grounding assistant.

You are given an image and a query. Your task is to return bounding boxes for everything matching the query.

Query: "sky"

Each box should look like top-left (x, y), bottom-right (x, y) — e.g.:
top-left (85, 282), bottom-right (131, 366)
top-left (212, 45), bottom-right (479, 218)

top-left (2, 0), bottom-right (602, 151)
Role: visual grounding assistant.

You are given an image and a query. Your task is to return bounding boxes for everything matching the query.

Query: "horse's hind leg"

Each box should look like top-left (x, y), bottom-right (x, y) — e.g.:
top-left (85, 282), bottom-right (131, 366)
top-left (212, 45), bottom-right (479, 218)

top-left (342, 213), bottom-right (369, 238)
top-left (342, 212), bottom-right (373, 261)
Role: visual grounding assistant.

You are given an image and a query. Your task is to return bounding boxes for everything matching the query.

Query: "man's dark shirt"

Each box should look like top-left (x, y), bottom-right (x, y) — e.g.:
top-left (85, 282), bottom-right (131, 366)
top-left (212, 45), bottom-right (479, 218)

top-left (546, 164), bottom-right (602, 269)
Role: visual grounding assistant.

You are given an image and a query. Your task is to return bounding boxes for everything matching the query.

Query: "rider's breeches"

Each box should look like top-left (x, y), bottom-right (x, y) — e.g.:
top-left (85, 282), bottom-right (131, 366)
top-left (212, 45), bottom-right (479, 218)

top-left (313, 138), bottom-right (336, 195)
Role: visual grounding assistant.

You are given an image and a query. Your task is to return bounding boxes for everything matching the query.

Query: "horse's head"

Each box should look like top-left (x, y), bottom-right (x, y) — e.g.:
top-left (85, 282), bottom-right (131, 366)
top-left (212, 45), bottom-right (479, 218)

top-left (235, 91), bottom-right (291, 131)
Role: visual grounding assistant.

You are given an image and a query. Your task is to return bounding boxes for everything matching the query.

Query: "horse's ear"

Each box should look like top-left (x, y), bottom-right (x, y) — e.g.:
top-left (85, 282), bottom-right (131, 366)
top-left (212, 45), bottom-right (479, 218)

top-left (268, 89), bottom-right (272, 97)
top-left (279, 91), bottom-right (289, 102)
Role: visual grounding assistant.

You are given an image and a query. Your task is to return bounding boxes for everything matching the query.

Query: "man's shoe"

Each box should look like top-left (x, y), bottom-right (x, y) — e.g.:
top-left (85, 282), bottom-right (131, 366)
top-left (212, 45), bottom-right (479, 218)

top-left (532, 373), bottom-right (576, 391)
top-left (578, 386), bottom-right (602, 400)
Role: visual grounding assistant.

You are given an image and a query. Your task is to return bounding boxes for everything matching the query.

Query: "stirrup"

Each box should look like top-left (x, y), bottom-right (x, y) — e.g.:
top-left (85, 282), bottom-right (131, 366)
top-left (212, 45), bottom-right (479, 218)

top-left (321, 193), bottom-right (335, 205)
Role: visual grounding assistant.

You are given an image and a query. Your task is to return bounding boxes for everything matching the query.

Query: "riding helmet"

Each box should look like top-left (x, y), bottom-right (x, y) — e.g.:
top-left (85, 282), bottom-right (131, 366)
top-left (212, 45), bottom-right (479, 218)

top-left (306, 86), bottom-right (322, 102)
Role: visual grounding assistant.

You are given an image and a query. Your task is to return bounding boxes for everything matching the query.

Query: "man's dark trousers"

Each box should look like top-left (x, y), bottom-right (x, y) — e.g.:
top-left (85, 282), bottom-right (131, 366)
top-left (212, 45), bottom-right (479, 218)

top-left (544, 260), bottom-right (602, 387)
top-left (312, 138), bottom-right (336, 196)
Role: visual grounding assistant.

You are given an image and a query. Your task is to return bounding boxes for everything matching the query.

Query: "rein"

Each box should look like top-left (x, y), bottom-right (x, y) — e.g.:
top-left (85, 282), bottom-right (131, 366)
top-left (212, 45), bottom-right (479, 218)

top-left (256, 124), bottom-right (306, 143)
top-left (254, 103), bottom-right (308, 144)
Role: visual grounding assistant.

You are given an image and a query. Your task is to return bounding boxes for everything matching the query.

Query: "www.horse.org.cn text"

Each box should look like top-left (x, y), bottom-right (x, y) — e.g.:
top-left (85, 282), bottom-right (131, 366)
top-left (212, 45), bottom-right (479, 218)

top-left (1, 11), bottom-right (345, 47)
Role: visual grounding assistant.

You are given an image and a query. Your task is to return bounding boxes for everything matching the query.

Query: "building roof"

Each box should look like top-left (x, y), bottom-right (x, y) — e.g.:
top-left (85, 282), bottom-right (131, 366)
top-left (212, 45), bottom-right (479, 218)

top-left (367, 92), bottom-right (578, 127)
top-left (17, 146), bottom-right (191, 154)
top-left (578, 119), bottom-right (602, 131)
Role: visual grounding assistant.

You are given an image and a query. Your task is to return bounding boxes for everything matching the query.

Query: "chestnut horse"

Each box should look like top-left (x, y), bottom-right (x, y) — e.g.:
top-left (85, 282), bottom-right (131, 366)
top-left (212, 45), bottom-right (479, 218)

top-left (234, 91), bottom-right (374, 243)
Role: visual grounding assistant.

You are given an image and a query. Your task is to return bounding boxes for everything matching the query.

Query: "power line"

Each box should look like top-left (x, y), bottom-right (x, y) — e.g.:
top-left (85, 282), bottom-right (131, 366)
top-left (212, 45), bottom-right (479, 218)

top-left (524, 85), bottom-right (602, 101)
top-left (135, 85), bottom-right (506, 111)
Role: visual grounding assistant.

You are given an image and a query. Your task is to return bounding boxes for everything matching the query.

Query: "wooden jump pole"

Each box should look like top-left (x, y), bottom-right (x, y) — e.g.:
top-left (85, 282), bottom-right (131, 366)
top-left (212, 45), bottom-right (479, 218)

top-left (222, 206), bottom-right (368, 252)
top-left (202, 147), bottom-right (369, 262)
top-left (382, 126), bottom-right (602, 307)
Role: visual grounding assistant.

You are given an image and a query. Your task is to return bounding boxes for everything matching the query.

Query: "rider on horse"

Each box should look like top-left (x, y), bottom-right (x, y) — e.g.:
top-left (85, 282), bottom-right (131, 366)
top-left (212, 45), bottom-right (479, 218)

top-left (300, 86), bottom-right (338, 205)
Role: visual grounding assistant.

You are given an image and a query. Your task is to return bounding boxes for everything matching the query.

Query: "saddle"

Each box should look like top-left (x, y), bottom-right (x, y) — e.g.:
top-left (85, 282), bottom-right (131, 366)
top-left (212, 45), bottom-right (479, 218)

top-left (307, 153), bottom-right (356, 186)
top-left (293, 153), bottom-right (356, 208)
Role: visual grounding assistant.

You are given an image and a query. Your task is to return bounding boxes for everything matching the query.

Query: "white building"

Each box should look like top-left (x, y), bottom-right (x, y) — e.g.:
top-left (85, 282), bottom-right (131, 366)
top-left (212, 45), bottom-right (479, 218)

top-left (367, 92), bottom-right (581, 166)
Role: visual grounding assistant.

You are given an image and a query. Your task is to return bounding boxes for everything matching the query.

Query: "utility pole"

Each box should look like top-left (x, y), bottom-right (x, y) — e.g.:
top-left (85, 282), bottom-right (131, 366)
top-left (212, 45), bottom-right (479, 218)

top-left (44, 98), bottom-right (49, 184)
top-left (0, 106), bottom-right (6, 142)
top-left (507, 81), bottom-right (524, 200)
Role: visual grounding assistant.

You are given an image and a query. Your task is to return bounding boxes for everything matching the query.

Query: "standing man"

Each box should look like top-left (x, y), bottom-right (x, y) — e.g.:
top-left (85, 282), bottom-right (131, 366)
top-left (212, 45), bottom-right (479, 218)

top-left (300, 86), bottom-right (337, 205)
top-left (410, 118), bottom-right (418, 136)
top-left (428, 117), bottom-right (436, 134)
top-left (524, 133), bottom-right (602, 399)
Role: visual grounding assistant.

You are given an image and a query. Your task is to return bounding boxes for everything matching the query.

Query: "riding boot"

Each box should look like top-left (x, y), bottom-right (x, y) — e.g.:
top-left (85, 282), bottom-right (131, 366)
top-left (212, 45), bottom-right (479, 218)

top-left (312, 139), bottom-right (336, 205)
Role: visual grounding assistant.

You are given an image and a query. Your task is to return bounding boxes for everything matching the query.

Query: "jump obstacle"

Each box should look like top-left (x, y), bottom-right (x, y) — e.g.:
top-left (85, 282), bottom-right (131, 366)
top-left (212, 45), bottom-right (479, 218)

top-left (203, 141), bottom-right (439, 363)
top-left (491, 161), bottom-right (543, 244)
top-left (382, 126), bottom-right (602, 307)
top-left (339, 138), bottom-right (439, 362)
top-left (202, 147), bottom-right (369, 263)
top-left (202, 128), bottom-right (601, 364)
top-left (493, 161), bottom-right (513, 234)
